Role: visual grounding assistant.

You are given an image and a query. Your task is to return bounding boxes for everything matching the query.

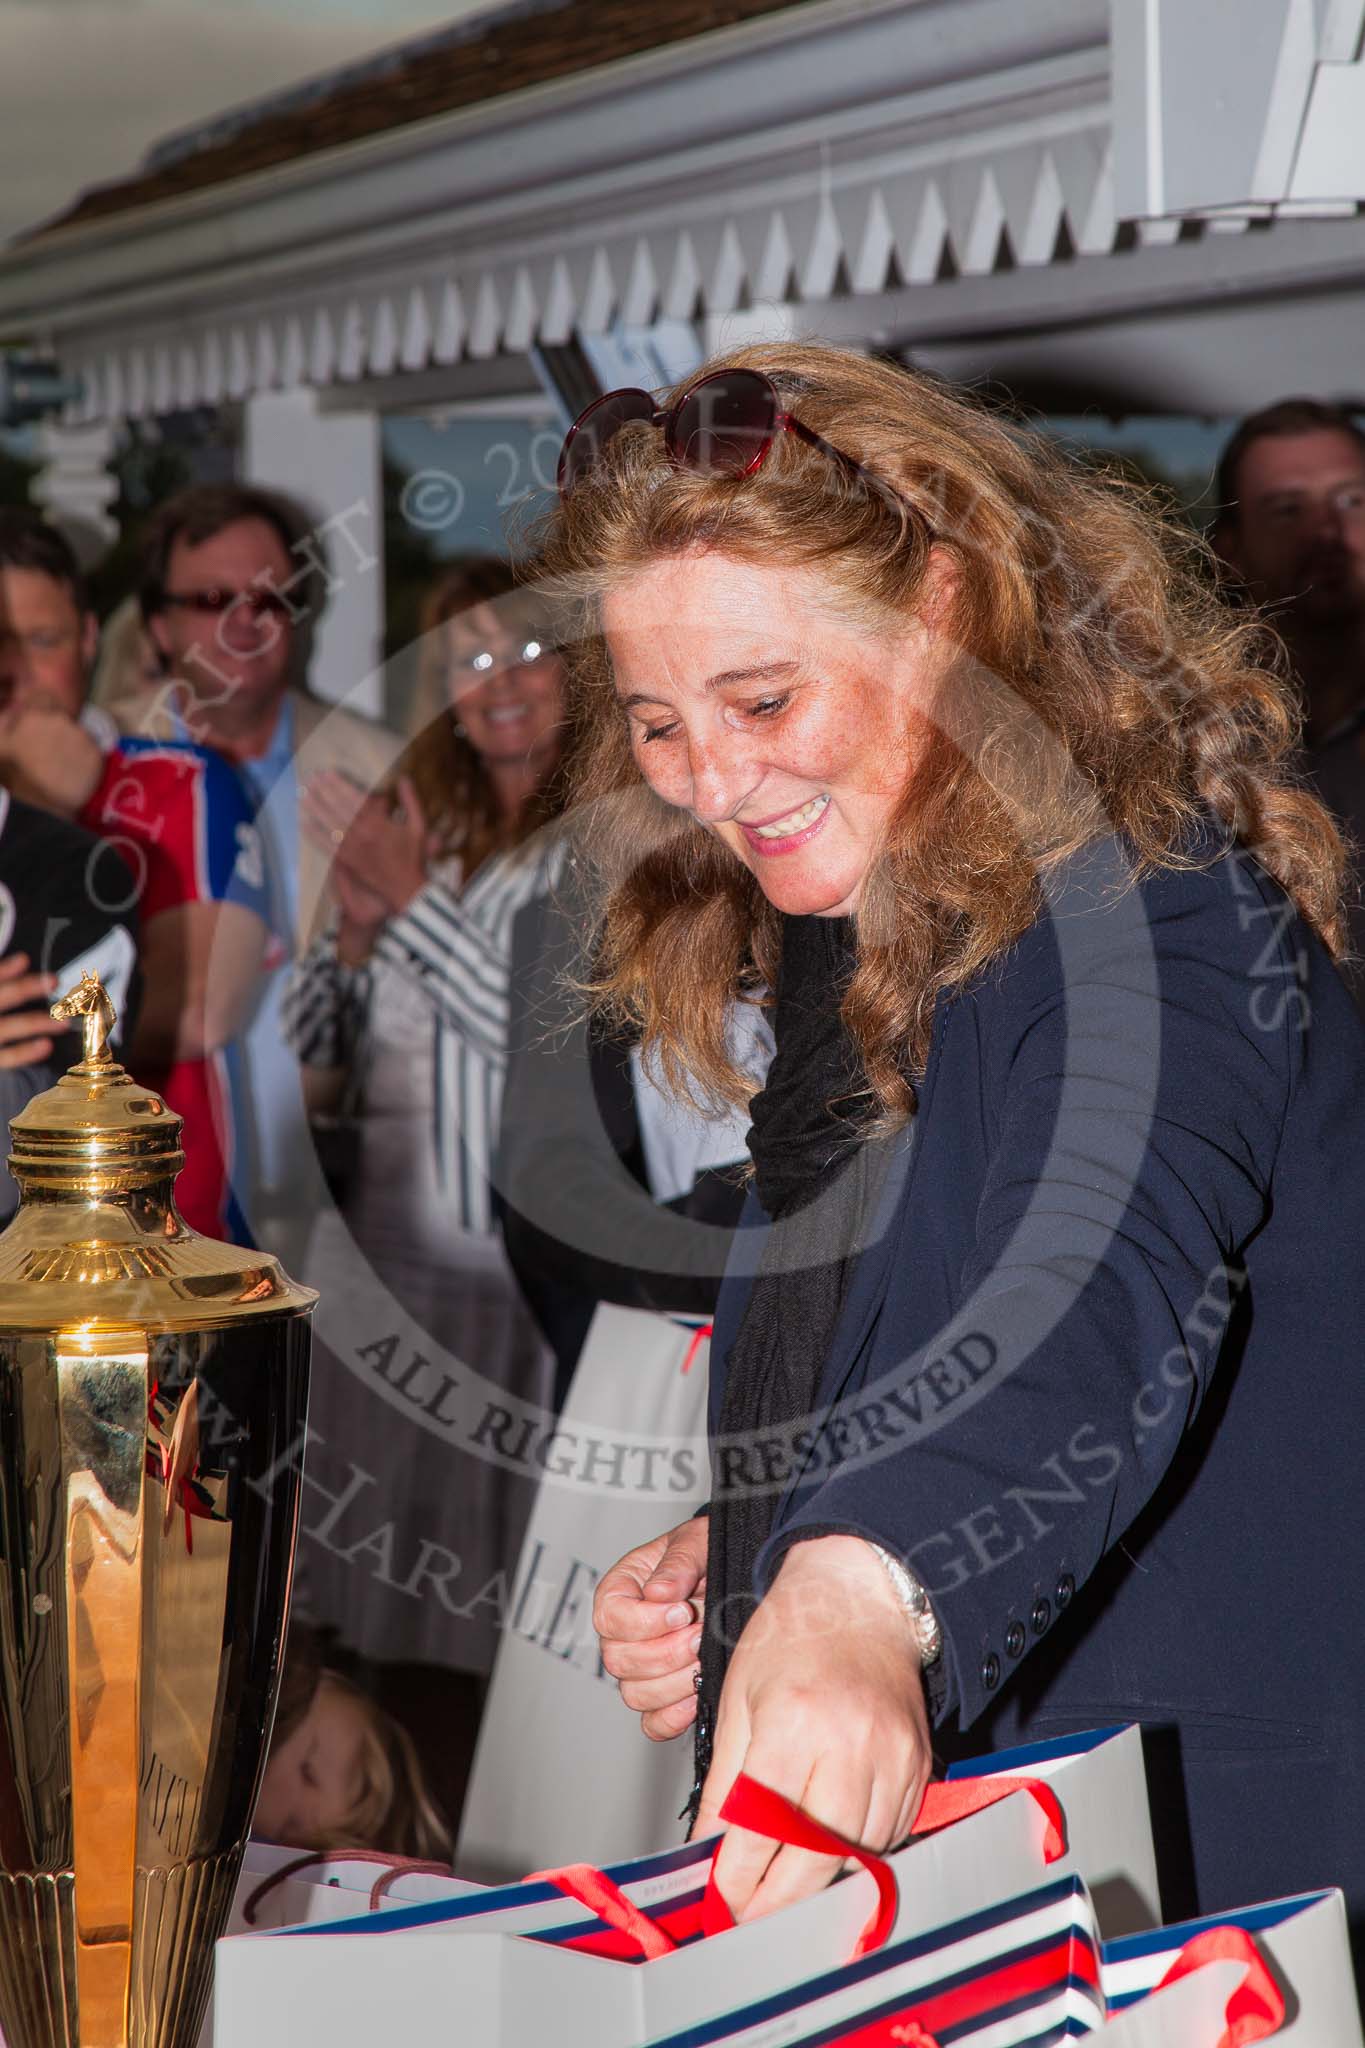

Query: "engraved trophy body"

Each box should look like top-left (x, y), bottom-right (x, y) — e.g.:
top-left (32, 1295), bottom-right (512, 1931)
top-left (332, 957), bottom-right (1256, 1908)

top-left (0, 979), bottom-right (315, 2047)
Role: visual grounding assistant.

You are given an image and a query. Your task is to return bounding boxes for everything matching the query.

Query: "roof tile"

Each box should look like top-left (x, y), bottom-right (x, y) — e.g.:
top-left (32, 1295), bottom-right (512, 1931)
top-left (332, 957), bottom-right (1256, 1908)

top-left (36, 0), bottom-right (818, 239)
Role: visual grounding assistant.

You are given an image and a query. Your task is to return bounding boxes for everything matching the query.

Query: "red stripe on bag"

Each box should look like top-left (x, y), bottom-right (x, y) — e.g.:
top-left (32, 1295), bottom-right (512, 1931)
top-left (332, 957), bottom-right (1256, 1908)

top-left (825, 1931), bottom-right (1100, 2046)
top-left (1149, 1926), bottom-right (1286, 2047)
top-left (526, 1862), bottom-right (679, 1960)
top-left (547, 1890), bottom-right (712, 1961)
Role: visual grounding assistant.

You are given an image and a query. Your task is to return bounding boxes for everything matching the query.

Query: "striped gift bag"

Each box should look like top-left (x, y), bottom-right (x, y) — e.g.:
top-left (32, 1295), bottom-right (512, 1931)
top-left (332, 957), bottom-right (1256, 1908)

top-left (645, 1872), bottom-right (1103, 2048)
top-left (1101, 1890), bottom-right (1362, 2047)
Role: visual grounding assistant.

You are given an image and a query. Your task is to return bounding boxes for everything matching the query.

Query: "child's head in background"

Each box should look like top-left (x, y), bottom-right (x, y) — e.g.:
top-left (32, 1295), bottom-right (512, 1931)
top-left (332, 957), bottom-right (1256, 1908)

top-left (255, 1659), bottom-right (452, 1863)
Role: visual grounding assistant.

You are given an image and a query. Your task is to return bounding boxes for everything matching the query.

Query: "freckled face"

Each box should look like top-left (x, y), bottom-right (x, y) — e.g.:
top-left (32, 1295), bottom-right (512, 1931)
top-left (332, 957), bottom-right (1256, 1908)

top-left (602, 551), bottom-right (942, 917)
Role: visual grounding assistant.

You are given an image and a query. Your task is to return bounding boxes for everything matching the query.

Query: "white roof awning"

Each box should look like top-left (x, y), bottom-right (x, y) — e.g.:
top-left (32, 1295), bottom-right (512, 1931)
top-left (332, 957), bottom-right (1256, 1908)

top-left (2, 0), bottom-right (1364, 424)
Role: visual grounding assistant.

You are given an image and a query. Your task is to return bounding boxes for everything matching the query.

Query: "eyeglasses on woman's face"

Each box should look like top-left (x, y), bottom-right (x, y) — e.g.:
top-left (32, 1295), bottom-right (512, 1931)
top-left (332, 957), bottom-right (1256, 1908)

top-left (449, 637), bottom-right (550, 681)
top-left (442, 612), bottom-right (565, 767)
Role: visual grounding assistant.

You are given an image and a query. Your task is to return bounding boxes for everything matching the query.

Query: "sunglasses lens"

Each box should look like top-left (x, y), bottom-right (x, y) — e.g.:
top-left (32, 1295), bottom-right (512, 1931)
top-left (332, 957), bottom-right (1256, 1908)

top-left (669, 371), bottom-right (778, 477)
top-left (559, 389), bottom-right (657, 495)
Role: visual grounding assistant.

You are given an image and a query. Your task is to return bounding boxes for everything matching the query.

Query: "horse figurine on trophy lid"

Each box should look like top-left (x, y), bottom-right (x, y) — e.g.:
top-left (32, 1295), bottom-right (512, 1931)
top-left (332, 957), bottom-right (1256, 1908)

top-left (50, 968), bottom-right (119, 1066)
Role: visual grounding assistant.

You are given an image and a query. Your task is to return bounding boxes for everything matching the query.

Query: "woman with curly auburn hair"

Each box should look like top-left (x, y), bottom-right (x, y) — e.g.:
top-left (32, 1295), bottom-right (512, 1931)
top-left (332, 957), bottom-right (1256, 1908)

top-left (557, 344), bottom-right (1365, 1955)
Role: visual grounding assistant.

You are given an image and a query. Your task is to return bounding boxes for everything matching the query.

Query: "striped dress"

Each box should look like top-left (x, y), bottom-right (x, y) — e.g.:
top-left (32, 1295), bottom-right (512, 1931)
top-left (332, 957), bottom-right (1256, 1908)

top-left (284, 834), bottom-right (563, 1232)
top-left (280, 835), bottom-right (561, 1674)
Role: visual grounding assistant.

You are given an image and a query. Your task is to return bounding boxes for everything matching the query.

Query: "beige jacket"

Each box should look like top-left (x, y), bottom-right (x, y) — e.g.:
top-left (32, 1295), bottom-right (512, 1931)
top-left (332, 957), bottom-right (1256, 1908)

top-left (291, 690), bottom-right (401, 944)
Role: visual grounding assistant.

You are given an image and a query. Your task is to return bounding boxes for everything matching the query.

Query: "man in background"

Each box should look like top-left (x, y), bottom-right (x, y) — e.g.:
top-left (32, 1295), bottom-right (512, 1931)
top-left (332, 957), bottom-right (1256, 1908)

top-left (118, 484), bottom-right (395, 1245)
top-left (0, 503), bottom-right (144, 1212)
top-left (0, 788), bottom-right (142, 1221)
top-left (1215, 397), bottom-right (1365, 997)
top-left (0, 509), bottom-right (262, 1236)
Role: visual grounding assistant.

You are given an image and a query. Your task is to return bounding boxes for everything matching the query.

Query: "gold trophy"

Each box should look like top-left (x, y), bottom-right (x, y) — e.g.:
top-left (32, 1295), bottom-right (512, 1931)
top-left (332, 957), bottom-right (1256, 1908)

top-left (0, 975), bottom-right (315, 2048)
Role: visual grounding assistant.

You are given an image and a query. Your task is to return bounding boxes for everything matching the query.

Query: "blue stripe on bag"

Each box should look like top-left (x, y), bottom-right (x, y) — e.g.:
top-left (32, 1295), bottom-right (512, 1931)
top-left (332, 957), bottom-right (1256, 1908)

top-left (1101, 1891), bottom-right (1333, 2009)
top-left (763, 1983), bottom-right (1099, 2048)
top-left (648, 1877), bottom-right (1097, 2048)
top-left (945, 1726), bottom-right (1128, 1779)
top-left (278, 1835), bottom-right (716, 1939)
top-left (653, 1945), bottom-right (1099, 2048)
top-left (527, 1883), bottom-right (709, 1952)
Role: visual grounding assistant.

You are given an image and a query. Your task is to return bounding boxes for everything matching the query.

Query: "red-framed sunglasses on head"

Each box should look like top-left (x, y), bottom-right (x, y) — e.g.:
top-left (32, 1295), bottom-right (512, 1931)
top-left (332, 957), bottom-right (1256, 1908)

top-left (557, 366), bottom-right (919, 528)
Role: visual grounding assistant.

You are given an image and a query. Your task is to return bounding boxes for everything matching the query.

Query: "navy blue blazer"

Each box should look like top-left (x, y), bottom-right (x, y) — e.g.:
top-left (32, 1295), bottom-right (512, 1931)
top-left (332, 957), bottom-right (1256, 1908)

top-left (709, 826), bottom-right (1365, 1939)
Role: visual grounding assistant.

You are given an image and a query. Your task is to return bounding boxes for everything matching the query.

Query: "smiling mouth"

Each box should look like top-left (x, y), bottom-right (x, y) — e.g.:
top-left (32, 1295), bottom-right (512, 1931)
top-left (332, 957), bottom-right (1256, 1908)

top-left (738, 792), bottom-right (831, 853)
top-left (483, 703), bottom-right (530, 726)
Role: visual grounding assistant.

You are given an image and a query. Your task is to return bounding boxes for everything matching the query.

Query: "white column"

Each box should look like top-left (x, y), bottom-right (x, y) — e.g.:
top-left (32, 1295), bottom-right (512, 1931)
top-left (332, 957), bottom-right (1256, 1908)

top-left (29, 419), bottom-right (120, 565)
top-left (242, 388), bottom-right (385, 716)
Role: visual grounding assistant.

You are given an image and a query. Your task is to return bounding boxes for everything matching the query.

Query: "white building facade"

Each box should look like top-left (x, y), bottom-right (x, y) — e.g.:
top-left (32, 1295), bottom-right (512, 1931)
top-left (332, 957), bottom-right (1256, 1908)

top-left (4, 0), bottom-right (1365, 710)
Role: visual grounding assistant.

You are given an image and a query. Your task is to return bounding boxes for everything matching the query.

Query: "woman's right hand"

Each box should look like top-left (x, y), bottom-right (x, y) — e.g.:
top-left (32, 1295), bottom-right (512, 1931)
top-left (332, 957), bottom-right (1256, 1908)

top-left (594, 1515), bottom-right (708, 1741)
top-left (302, 771), bottom-right (429, 919)
top-left (333, 869), bottom-right (390, 962)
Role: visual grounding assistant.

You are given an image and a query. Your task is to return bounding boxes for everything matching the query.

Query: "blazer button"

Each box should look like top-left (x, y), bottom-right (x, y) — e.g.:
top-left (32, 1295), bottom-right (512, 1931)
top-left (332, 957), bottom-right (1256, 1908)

top-left (1055, 1573), bottom-right (1074, 1609)
top-left (1004, 1620), bottom-right (1026, 1659)
top-left (1031, 1597), bottom-right (1052, 1635)
top-left (981, 1652), bottom-right (1001, 1691)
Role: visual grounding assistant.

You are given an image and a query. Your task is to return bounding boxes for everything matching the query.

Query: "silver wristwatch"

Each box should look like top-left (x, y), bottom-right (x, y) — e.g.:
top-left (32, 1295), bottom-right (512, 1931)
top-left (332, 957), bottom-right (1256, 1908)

top-left (868, 1542), bottom-right (943, 1667)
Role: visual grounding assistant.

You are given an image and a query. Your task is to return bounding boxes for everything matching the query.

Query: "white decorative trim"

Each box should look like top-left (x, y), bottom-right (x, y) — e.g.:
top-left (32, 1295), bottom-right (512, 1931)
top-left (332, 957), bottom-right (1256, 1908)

top-left (47, 108), bottom-right (1122, 423)
top-left (0, 0), bottom-right (1123, 421)
top-left (4, 0), bottom-right (1363, 425)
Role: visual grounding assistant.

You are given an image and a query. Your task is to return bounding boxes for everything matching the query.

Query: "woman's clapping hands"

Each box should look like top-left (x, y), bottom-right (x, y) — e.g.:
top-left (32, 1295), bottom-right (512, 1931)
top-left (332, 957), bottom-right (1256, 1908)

top-left (301, 770), bottom-right (437, 954)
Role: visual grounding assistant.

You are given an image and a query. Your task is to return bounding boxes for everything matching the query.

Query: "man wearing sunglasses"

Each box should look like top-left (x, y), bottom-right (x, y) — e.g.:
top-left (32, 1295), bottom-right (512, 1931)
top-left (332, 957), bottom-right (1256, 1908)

top-left (110, 482), bottom-right (396, 1247)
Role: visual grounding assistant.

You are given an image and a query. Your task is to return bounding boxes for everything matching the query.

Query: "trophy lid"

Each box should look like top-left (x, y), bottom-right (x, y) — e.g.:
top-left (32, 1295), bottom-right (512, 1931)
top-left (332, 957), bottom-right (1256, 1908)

top-left (0, 972), bottom-right (316, 1331)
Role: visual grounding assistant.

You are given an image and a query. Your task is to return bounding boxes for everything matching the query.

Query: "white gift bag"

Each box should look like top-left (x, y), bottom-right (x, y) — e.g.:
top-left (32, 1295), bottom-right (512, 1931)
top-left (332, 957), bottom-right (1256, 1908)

top-left (195, 1844), bottom-right (485, 2048)
top-left (215, 1767), bottom-right (1080, 2048)
top-left (947, 1723), bottom-right (1160, 1937)
top-left (222, 1843), bottom-right (482, 1935)
top-left (457, 1303), bottom-right (712, 1882)
top-left (1101, 1889), bottom-right (1363, 2047)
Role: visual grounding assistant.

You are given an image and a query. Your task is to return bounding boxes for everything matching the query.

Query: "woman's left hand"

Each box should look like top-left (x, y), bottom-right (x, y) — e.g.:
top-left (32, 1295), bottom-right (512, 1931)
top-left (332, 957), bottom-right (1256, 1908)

top-left (694, 1533), bottom-right (933, 1926)
top-left (302, 770), bottom-right (430, 918)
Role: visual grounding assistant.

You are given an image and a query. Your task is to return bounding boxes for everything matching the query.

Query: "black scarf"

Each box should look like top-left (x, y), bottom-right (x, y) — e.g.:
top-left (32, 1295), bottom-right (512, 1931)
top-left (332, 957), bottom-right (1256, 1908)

top-left (692, 914), bottom-right (885, 1806)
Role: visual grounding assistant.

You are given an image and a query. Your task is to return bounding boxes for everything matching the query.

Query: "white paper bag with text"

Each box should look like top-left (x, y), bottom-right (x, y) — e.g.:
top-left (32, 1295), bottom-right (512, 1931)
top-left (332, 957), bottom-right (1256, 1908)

top-left (457, 1304), bottom-right (711, 1881)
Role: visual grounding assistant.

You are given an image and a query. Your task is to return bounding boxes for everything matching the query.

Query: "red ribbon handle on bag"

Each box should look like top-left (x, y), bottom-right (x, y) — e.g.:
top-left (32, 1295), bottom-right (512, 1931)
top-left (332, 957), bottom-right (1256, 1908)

top-left (911, 1775), bottom-right (1067, 1865)
top-left (702, 1771), bottom-right (1067, 1957)
top-left (240, 1849), bottom-right (455, 1926)
top-left (526, 1862), bottom-right (680, 1960)
top-left (530, 1769), bottom-right (1067, 1967)
top-left (368, 1861), bottom-right (469, 1909)
top-left (680, 1322), bottom-right (713, 1375)
top-left (702, 1774), bottom-right (899, 1954)
top-left (1150, 1926), bottom-right (1286, 2047)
